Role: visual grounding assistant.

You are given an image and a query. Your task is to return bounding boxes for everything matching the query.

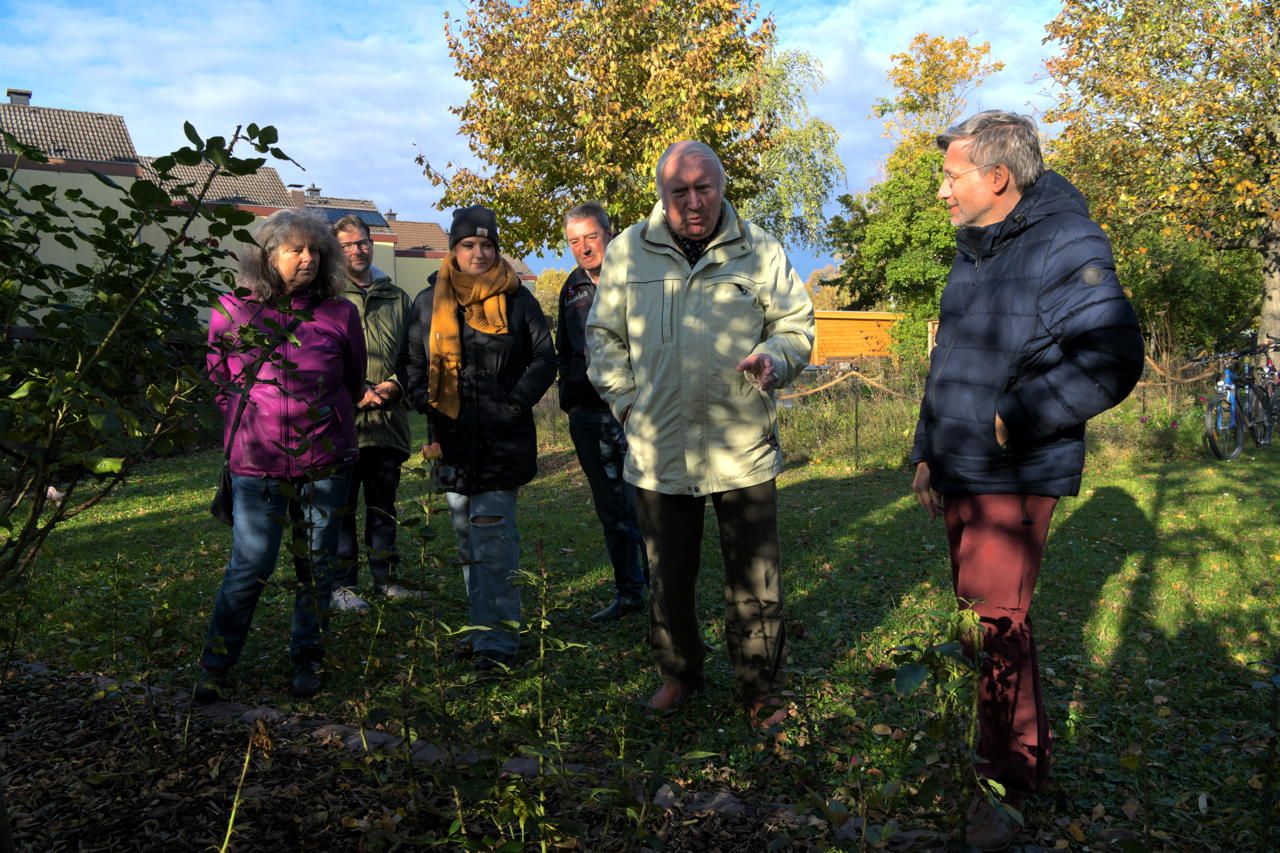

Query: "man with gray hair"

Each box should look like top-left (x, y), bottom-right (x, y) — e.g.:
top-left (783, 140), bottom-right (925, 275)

top-left (911, 110), bottom-right (1142, 848)
top-left (330, 214), bottom-right (423, 611)
top-left (556, 202), bottom-right (649, 622)
top-left (587, 140), bottom-right (814, 728)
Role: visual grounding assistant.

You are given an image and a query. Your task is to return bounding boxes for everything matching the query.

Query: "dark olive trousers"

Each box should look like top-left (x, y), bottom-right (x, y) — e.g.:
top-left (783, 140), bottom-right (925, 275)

top-left (944, 492), bottom-right (1057, 797)
top-left (635, 480), bottom-right (786, 699)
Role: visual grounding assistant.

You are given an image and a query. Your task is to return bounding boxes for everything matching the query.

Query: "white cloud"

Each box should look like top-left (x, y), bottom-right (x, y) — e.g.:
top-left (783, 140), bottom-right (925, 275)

top-left (0, 0), bottom-right (1068, 274)
top-left (0, 0), bottom-right (469, 221)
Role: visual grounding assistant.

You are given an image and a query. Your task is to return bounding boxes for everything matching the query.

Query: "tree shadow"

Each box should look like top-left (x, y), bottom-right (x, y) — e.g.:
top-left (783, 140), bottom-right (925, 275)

top-left (1039, 462), bottom-right (1277, 846)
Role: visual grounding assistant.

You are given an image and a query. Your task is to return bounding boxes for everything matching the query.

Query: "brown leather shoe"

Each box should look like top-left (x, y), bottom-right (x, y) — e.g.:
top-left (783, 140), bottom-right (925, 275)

top-left (646, 679), bottom-right (690, 710)
top-left (965, 796), bottom-right (1021, 851)
top-left (747, 695), bottom-right (791, 730)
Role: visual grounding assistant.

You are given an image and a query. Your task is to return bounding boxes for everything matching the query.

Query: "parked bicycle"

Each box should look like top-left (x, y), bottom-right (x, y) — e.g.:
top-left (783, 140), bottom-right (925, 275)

top-left (1263, 337), bottom-right (1280, 427)
top-left (1196, 345), bottom-right (1273, 460)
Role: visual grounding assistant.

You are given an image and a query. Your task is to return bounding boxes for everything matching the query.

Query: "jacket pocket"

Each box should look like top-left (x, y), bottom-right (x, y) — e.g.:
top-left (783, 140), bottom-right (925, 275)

top-left (626, 278), bottom-right (678, 348)
top-left (703, 274), bottom-right (764, 362)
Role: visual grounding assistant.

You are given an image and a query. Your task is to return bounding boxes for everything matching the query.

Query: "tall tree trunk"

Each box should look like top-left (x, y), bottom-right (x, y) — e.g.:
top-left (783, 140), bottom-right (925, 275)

top-left (1260, 229), bottom-right (1280, 346)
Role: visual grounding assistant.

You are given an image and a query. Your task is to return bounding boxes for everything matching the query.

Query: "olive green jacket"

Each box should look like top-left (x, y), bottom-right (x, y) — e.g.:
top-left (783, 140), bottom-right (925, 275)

top-left (586, 201), bottom-right (814, 496)
top-left (344, 267), bottom-right (412, 457)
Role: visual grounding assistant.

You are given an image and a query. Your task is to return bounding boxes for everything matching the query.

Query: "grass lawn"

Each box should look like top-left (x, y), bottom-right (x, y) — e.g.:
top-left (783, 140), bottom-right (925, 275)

top-left (3, 383), bottom-right (1278, 850)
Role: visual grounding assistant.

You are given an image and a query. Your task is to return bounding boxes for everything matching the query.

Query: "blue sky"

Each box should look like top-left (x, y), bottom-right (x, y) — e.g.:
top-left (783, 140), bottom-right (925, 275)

top-left (0, 0), bottom-right (1063, 274)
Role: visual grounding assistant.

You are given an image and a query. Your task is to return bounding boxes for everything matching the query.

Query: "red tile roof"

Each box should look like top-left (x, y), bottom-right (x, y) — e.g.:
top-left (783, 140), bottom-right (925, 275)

top-left (389, 218), bottom-right (535, 275)
top-left (391, 220), bottom-right (449, 252)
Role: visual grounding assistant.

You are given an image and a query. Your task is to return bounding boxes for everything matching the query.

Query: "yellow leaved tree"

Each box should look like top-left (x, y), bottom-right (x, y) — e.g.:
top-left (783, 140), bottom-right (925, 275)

top-left (420, 0), bottom-right (842, 256)
top-left (1045, 0), bottom-right (1280, 342)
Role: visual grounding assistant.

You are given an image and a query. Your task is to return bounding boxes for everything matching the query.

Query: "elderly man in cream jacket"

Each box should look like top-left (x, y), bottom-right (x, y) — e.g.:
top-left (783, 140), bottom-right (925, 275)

top-left (587, 140), bottom-right (814, 729)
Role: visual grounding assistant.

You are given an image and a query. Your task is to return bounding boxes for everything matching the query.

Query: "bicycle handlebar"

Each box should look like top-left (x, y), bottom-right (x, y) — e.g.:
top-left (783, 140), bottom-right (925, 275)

top-left (1189, 344), bottom-right (1276, 365)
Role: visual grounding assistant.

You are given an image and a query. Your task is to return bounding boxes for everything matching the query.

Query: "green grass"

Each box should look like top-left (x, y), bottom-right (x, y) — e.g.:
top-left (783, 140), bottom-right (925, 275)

top-left (4, 378), bottom-right (1279, 849)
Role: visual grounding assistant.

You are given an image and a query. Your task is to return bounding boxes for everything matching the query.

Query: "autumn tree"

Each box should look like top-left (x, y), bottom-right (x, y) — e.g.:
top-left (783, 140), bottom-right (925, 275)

top-left (422, 0), bottom-right (843, 256)
top-left (736, 50), bottom-right (845, 250)
top-left (1107, 224), bottom-right (1260, 353)
top-left (827, 34), bottom-right (1003, 351)
top-left (533, 266), bottom-right (570, 321)
top-left (1045, 0), bottom-right (1280, 342)
top-left (804, 264), bottom-right (844, 310)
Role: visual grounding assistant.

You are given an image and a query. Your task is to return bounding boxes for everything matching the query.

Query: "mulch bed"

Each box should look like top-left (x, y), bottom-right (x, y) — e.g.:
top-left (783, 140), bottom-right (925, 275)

top-left (1, 665), bottom-right (894, 851)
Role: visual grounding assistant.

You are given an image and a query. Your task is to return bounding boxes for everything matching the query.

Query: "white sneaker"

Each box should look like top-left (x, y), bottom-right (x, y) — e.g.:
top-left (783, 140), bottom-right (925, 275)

top-left (374, 582), bottom-right (428, 601)
top-left (330, 586), bottom-right (370, 613)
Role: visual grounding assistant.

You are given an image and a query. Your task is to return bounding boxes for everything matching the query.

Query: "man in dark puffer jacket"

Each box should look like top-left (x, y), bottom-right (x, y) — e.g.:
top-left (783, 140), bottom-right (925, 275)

top-left (910, 111), bottom-right (1143, 850)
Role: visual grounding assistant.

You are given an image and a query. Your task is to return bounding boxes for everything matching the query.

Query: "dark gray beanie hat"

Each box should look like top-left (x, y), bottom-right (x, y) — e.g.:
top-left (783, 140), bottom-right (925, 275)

top-left (448, 205), bottom-right (499, 250)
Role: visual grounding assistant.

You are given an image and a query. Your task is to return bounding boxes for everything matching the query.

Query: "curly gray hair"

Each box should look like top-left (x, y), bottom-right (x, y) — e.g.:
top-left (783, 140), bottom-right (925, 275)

top-left (237, 209), bottom-right (346, 302)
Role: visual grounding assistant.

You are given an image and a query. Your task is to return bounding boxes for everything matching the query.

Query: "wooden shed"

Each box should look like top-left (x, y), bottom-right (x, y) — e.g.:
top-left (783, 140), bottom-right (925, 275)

top-left (810, 310), bottom-right (903, 364)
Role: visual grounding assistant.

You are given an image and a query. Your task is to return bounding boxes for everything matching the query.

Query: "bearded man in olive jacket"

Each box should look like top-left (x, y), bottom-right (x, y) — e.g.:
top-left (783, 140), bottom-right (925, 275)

top-left (330, 215), bottom-right (422, 610)
top-left (587, 140), bottom-right (814, 728)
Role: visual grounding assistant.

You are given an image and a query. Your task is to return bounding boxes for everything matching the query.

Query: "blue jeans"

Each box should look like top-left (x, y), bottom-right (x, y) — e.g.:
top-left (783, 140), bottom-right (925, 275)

top-left (200, 470), bottom-right (351, 671)
top-left (568, 407), bottom-right (648, 599)
top-left (445, 489), bottom-right (520, 656)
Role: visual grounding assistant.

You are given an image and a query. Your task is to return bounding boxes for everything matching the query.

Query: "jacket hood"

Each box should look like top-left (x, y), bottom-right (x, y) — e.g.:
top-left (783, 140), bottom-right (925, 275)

top-left (957, 170), bottom-right (1090, 260)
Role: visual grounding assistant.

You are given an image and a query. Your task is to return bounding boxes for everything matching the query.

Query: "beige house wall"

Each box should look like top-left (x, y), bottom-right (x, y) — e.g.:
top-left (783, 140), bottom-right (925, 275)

top-left (7, 163), bottom-right (285, 326)
top-left (372, 241), bottom-right (397, 280)
top-left (392, 254), bottom-right (443, 303)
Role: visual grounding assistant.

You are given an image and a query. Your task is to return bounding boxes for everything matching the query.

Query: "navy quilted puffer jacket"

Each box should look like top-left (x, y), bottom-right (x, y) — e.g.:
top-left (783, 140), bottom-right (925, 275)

top-left (910, 170), bottom-right (1143, 496)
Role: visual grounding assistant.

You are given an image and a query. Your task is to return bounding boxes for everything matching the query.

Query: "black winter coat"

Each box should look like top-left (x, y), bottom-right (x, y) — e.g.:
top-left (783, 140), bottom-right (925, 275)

top-left (405, 284), bottom-right (556, 495)
top-left (555, 267), bottom-right (609, 412)
top-left (910, 170), bottom-right (1143, 496)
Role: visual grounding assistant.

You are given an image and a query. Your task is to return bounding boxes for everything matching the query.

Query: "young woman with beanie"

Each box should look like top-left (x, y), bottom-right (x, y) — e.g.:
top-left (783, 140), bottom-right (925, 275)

top-left (404, 205), bottom-right (555, 674)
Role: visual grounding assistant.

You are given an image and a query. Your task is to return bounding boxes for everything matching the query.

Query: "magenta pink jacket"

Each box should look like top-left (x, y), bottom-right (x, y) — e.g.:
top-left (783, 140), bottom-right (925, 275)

top-left (208, 290), bottom-right (366, 479)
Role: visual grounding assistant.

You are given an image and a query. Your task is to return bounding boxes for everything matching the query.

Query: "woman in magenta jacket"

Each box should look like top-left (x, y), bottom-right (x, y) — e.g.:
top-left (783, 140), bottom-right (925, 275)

top-left (196, 210), bottom-right (366, 702)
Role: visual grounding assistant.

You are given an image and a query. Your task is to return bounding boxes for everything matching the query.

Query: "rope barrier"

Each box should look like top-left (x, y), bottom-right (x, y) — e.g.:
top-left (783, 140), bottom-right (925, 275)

top-left (780, 352), bottom-right (1231, 400)
top-left (1137, 354), bottom-right (1214, 386)
top-left (779, 369), bottom-right (915, 401)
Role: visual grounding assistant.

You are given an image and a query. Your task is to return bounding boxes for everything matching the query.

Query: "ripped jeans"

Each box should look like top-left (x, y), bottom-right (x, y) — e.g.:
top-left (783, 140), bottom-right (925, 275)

top-left (445, 489), bottom-right (521, 656)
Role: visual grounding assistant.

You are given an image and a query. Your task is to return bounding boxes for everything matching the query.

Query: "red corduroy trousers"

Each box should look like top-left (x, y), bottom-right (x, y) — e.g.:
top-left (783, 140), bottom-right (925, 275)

top-left (944, 492), bottom-right (1057, 798)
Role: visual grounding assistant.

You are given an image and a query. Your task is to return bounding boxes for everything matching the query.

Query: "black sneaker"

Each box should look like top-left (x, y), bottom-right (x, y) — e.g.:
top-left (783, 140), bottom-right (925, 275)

top-left (472, 650), bottom-right (515, 677)
top-left (290, 660), bottom-right (323, 698)
top-left (591, 596), bottom-right (645, 622)
top-left (193, 666), bottom-right (230, 704)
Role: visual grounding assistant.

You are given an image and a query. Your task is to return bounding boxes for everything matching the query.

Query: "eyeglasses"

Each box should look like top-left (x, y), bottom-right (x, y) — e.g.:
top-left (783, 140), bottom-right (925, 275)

top-left (942, 163), bottom-right (998, 188)
top-left (339, 238), bottom-right (372, 253)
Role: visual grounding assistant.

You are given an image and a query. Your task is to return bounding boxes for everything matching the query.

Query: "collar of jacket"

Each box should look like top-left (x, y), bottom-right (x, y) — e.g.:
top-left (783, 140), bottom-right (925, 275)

top-left (640, 199), bottom-right (752, 274)
top-left (956, 170), bottom-right (1087, 261)
top-left (344, 265), bottom-right (395, 298)
top-left (565, 266), bottom-right (597, 293)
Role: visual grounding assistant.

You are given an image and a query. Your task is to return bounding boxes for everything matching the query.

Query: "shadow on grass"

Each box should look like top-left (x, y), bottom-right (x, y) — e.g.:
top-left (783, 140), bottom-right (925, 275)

top-left (1038, 454), bottom-right (1279, 848)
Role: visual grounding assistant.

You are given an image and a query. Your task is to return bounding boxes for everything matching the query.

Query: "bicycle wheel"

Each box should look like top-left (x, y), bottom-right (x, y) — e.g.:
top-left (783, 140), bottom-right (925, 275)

top-left (1204, 394), bottom-right (1244, 460)
top-left (1249, 386), bottom-right (1272, 446)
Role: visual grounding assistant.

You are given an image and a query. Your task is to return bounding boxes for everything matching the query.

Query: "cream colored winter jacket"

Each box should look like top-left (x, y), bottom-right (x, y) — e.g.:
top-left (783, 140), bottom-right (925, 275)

top-left (586, 201), bottom-right (814, 497)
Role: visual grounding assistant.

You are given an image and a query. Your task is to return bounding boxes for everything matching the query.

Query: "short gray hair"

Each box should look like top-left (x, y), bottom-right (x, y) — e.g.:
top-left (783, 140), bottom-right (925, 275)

top-left (937, 110), bottom-right (1044, 192)
top-left (654, 140), bottom-right (726, 199)
top-left (564, 201), bottom-right (611, 236)
top-left (237, 209), bottom-right (346, 302)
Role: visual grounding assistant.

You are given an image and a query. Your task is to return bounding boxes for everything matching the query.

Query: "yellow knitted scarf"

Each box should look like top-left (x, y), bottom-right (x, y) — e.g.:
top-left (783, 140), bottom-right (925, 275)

top-left (427, 254), bottom-right (519, 419)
